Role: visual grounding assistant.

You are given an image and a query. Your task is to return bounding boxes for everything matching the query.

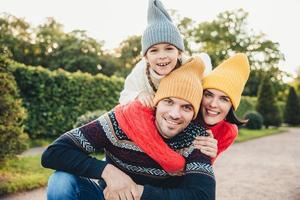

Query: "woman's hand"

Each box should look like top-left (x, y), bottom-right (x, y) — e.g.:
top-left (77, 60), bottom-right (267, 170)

top-left (193, 130), bottom-right (218, 158)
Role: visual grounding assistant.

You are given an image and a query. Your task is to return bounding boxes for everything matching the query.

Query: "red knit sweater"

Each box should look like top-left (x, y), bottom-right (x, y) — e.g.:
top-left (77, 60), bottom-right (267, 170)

top-left (209, 120), bottom-right (238, 163)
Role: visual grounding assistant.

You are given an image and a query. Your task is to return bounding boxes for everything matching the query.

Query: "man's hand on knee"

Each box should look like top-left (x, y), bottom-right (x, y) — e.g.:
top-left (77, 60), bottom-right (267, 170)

top-left (101, 164), bottom-right (142, 200)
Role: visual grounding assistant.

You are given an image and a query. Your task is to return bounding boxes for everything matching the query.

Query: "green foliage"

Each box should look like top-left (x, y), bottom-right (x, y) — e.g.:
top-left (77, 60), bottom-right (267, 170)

top-left (0, 13), bottom-right (33, 65)
top-left (284, 87), bottom-right (300, 125)
top-left (192, 9), bottom-right (284, 68)
top-left (11, 62), bottom-right (124, 138)
top-left (244, 111), bottom-right (263, 130)
top-left (180, 9), bottom-right (285, 96)
top-left (0, 15), bottom-right (121, 76)
top-left (256, 77), bottom-right (282, 128)
top-left (235, 96), bottom-right (256, 118)
top-left (0, 55), bottom-right (28, 161)
top-left (74, 109), bottom-right (107, 128)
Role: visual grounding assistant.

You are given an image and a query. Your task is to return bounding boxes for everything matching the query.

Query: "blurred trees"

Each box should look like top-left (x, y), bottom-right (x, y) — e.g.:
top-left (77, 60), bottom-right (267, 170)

top-left (177, 9), bottom-right (286, 97)
top-left (284, 87), bottom-right (300, 125)
top-left (0, 10), bottom-right (288, 92)
top-left (0, 14), bottom-right (119, 76)
top-left (256, 77), bottom-right (282, 128)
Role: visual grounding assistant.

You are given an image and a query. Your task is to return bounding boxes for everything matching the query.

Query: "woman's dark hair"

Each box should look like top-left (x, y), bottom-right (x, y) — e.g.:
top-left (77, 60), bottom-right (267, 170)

top-left (225, 107), bottom-right (248, 126)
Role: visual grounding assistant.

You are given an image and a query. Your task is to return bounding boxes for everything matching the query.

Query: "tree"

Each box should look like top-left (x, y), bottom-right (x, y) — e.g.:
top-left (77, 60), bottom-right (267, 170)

top-left (256, 77), bottom-right (282, 128)
top-left (187, 9), bottom-right (285, 96)
top-left (284, 87), bottom-right (300, 125)
top-left (0, 52), bottom-right (28, 161)
top-left (0, 13), bottom-right (34, 65)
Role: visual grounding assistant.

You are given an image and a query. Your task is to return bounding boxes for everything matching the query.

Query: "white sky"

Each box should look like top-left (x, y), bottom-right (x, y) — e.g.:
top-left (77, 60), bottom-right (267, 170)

top-left (1, 0), bottom-right (299, 76)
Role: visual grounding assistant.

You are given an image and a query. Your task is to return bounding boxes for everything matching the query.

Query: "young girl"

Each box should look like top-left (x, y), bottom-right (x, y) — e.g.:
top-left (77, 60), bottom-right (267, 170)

top-left (119, 0), bottom-right (212, 107)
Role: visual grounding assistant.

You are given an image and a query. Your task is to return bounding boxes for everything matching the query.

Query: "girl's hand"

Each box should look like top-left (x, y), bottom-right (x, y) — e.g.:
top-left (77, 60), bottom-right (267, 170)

top-left (137, 91), bottom-right (154, 108)
top-left (193, 130), bottom-right (218, 158)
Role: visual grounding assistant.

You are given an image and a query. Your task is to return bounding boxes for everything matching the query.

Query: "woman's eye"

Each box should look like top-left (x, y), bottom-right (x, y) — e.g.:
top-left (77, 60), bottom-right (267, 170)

top-left (220, 97), bottom-right (229, 102)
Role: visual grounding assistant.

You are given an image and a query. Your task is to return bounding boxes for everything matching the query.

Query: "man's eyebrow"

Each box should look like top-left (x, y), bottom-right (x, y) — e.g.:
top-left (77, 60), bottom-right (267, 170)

top-left (221, 95), bottom-right (230, 99)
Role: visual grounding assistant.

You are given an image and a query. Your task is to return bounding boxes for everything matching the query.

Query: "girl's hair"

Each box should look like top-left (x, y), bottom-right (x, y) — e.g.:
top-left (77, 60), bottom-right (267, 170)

top-left (175, 58), bottom-right (182, 69)
top-left (225, 107), bottom-right (248, 126)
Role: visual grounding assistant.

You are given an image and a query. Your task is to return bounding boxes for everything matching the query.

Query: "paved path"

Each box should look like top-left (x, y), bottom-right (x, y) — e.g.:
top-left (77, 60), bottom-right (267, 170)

top-left (1, 128), bottom-right (300, 200)
top-left (214, 127), bottom-right (300, 200)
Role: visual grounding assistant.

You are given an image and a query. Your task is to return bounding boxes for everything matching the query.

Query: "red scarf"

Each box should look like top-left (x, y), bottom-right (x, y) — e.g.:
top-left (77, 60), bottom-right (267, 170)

top-left (114, 100), bottom-right (185, 173)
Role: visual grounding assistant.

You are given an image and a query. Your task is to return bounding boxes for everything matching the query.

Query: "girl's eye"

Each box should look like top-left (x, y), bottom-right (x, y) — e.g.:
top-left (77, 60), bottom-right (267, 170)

top-left (166, 47), bottom-right (174, 50)
top-left (149, 49), bottom-right (157, 53)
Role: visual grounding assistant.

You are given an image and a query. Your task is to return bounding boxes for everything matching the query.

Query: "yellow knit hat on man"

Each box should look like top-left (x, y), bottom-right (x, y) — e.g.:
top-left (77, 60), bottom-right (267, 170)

top-left (202, 53), bottom-right (250, 110)
top-left (153, 57), bottom-right (205, 119)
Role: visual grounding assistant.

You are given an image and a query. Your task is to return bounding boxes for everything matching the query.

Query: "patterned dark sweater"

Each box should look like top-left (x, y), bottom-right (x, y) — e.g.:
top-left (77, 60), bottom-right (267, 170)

top-left (42, 110), bottom-right (215, 200)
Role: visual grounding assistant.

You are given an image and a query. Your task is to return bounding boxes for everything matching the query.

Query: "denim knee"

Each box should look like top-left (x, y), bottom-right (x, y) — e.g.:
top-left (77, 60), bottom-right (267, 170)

top-left (47, 171), bottom-right (79, 200)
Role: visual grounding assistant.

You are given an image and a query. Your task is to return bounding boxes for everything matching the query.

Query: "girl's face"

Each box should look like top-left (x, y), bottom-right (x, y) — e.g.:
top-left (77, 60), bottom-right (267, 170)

top-left (145, 43), bottom-right (181, 76)
top-left (201, 89), bottom-right (232, 126)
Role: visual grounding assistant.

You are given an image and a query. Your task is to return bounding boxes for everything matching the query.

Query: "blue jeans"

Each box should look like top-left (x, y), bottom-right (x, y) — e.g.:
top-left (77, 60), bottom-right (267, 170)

top-left (47, 171), bottom-right (105, 200)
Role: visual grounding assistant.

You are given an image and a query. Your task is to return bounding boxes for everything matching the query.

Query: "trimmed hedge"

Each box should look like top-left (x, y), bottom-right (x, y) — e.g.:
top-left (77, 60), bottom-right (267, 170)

top-left (244, 111), bottom-right (263, 130)
top-left (74, 109), bottom-right (107, 128)
top-left (11, 62), bottom-right (124, 138)
top-left (0, 56), bottom-right (28, 160)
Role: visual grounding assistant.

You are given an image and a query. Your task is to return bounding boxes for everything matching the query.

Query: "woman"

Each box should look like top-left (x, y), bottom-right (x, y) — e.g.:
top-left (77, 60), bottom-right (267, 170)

top-left (193, 53), bottom-right (250, 163)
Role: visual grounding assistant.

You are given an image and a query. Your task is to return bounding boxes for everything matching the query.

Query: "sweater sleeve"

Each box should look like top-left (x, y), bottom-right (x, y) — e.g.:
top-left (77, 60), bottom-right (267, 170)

top-left (211, 121), bottom-right (238, 163)
top-left (119, 59), bottom-right (149, 105)
top-left (217, 123), bottom-right (238, 155)
top-left (141, 150), bottom-right (216, 200)
top-left (41, 118), bottom-right (108, 179)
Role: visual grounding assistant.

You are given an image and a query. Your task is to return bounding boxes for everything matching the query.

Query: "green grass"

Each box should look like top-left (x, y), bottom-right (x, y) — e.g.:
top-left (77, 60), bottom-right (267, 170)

top-left (0, 153), bottom-right (104, 196)
top-left (236, 127), bottom-right (287, 143)
top-left (0, 155), bottom-right (53, 196)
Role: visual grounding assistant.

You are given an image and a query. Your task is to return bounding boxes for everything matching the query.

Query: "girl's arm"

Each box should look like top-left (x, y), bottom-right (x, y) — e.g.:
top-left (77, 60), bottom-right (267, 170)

top-left (119, 59), bottom-right (149, 105)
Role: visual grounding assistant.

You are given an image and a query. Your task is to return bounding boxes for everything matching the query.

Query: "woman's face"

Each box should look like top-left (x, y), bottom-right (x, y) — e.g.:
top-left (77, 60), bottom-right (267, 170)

top-left (200, 89), bottom-right (232, 126)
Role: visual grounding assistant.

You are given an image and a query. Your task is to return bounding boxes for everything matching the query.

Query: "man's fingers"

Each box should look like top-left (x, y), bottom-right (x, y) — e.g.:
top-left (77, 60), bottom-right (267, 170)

top-left (131, 186), bottom-right (141, 200)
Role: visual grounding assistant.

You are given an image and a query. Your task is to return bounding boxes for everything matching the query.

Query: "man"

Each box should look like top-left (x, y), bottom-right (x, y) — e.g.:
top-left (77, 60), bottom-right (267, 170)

top-left (42, 58), bottom-right (215, 200)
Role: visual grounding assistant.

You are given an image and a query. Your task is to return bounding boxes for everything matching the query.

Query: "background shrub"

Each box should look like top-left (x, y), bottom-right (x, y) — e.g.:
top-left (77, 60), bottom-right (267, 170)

top-left (0, 55), bottom-right (28, 160)
top-left (236, 96), bottom-right (256, 118)
top-left (11, 62), bottom-right (124, 138)
top-left (244, 111), bottom-right (263, 130)
top-left (74, 109), bottom-right (107, 128)
top-left (256, 77), bottom-right (282, 128)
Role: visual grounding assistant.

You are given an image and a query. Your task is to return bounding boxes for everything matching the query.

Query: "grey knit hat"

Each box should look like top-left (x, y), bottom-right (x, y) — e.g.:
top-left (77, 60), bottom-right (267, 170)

top-left (141, 0), bottom-right (184, 55)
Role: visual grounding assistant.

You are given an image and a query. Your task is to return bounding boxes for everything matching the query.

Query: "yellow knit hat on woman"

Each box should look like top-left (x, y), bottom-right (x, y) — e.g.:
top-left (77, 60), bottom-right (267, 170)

top-left (153, 57), bottom-right (205, 119)
top-left (202, 53), bottom-right (250, 110)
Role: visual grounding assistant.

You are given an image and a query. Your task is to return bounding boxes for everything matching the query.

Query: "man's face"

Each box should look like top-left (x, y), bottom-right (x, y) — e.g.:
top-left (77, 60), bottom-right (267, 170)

top-left (155, 97), bottom-right (194, 139)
